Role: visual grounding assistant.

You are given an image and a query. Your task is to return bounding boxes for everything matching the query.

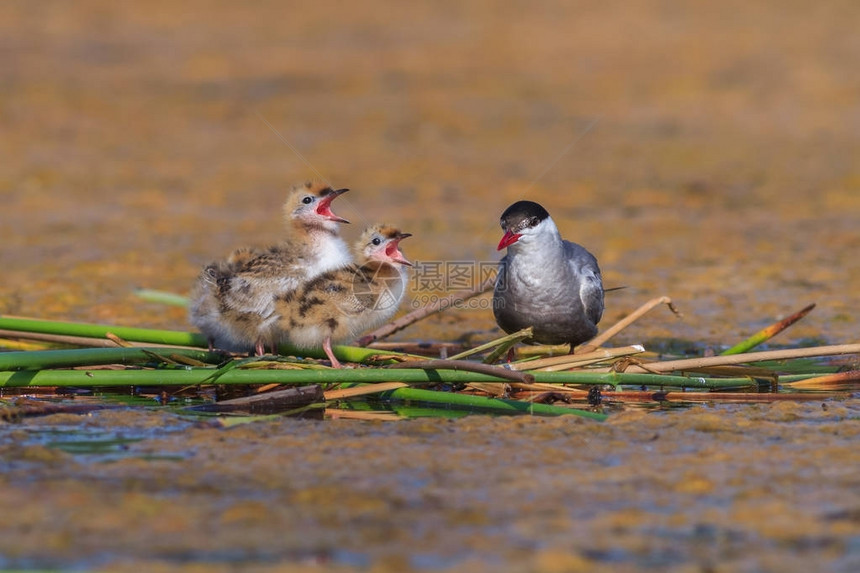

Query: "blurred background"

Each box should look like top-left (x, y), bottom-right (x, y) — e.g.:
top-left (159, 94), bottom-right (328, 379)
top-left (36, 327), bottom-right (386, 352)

top-left (2, 0), bottom-right (858, 347)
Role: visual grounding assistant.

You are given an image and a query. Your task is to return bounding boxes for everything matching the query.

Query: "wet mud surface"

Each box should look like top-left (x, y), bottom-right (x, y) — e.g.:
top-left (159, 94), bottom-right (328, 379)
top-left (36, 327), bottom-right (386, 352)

top-left (2, 1), bottom-right (860, 570)
top-left (1, 403), bottom-right (859, 572)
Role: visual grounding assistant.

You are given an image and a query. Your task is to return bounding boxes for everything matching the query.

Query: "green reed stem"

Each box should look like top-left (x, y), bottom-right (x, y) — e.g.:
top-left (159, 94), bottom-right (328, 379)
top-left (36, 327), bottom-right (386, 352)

top-left (134, 289), bottom-right (191, 307)
top-left (447, 327), bottom-right (533, 361)
top-left (0, 316), bottom-right (207, 346)
top-left (0, 316), bottom-right (414, 364)
top-left (0, 347), bottom-right (224, 371)
top-left (0, 365), bottom-right (764, 390)
top-left (374, 387), bottom-right (607, 420)
top-left (721, 303), bottom-right (816, 355)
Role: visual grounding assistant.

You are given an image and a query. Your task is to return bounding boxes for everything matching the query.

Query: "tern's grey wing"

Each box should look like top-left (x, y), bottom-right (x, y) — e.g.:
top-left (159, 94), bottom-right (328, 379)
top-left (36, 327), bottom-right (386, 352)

top-left (563, 240), bottom-right (604, 326)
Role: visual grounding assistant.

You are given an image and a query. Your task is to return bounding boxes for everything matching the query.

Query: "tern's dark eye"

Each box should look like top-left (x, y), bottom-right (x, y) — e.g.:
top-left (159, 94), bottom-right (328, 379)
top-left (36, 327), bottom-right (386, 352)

top-left (302, 196), bottom-right (314, 205)
top-left (529, 217), bottom-right (539, 227)
top-left (371, 237), bottom-right (382, 246)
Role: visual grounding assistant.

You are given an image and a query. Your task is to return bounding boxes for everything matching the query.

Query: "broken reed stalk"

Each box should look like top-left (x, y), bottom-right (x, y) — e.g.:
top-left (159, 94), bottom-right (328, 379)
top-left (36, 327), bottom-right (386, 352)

top-left (447, 327), bottom-right (533, 361)
top-left (720, 303), bottom-right (816, 355)
top-left (782, 370), bottom-right (860, 390)
top-left (463, 382), bottom-right (509, 397)
top-left (355, 276), bottom-right (496, 346)
top-left (515, 344), bottom-right (572, 357)
top-left (482, 336), bottom-right (527, 364)
top-left (187, 385), bottom-right (325, 413)
top-left (509, 382), bottom-right (587, 393)
top-left (578, 296), bottom-right (681, 353)
top-left (324, 382), bottom-right (410, 400)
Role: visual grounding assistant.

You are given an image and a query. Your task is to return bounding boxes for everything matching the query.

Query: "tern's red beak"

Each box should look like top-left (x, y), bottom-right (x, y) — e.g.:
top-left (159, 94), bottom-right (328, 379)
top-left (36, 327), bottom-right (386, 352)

top-left (497, 230), bottom-right (521, 250)
top-left (385, 233), bottom-right (413, 266)
top-left (316, 188), bottom-right (350, 223)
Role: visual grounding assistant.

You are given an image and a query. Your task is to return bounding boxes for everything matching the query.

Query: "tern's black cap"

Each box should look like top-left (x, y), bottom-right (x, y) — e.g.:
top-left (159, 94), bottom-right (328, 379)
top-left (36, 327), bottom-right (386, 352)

top-left (500, 200), bottom-right (550, 232)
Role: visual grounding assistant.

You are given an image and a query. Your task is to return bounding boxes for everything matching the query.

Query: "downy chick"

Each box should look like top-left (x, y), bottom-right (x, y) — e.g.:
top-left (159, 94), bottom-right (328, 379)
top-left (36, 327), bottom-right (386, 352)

top-left (277, 224), bottom-right (412, 367)
top-left (189, 181), bottom-right (352, 355)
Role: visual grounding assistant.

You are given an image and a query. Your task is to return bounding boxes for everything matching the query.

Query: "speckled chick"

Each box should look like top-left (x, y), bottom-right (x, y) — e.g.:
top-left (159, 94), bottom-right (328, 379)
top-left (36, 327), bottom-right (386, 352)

top-left (189, 181), bottom-right (352, 356)
top-left (276, 224), bottom-right (412, 368)
top-left (493, 200), bottom-right (604, 348)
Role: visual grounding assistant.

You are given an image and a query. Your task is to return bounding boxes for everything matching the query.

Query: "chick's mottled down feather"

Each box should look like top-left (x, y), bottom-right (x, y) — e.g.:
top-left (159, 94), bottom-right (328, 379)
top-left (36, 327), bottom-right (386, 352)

top-left (275, 224), bottom-right (412, 367)
top-left (189, 181), bottom-right (351, 355)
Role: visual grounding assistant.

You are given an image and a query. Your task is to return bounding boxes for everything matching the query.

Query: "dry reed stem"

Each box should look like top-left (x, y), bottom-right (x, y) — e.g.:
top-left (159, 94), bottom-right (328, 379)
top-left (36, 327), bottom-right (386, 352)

top-left (782, 370), bottom-right (860, 390)
top-left (325, 410), bottom-right (402, 421)
top-left (255, 383), bottom-right (282, 393)
top-left (106, 333), bottom-right (134, 348)
top-left (365, 341), bottom-right (466, 357)
top-left (356, 276), bottom-right (496, 346)
top-left (195, 385), bottom-right (324, 413)
top-left (0, 338), bottom-right (51, 351)
top-left (508, 382), bottom-right (588, 393)
top-left (388, 359), bottom-right (535, 383)
top-left (578, 296), bottom-right (681, 353)
top-left (324, 382), bottom-right (410, 400)
top-left (509, 345), bottom-right (645, 371)
top-left (603, 344), bottom-right (860, 374)
top-left (167, 354), bottom-right (210, 367)
top-left (448, 327), bottom-right (533, 361)
top-left (515, 344), bottom-right (571, 357)
top-left (465, 382), bottom-right (510, 396)
top-left (601, 391), bottom-right (842, 403)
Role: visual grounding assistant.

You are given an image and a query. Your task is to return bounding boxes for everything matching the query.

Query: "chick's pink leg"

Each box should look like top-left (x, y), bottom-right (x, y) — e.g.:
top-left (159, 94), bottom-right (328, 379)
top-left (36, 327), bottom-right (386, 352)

top-left (323, 336), bottom-right (342, 368)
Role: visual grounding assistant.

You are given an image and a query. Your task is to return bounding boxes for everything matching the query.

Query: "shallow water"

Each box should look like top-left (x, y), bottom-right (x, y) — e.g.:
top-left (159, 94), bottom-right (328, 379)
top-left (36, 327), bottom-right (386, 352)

top-left (1, 404), bottom-right (859, 572)
top-left (1, 1), bottom-right (860, 570)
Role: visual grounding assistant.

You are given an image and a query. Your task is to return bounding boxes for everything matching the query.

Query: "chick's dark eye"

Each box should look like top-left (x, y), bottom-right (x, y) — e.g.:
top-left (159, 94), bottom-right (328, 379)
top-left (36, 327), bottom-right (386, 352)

top-left (302, 196), bottom-right (314, 205)
top-left (371, 237), bottom-right (381, 246)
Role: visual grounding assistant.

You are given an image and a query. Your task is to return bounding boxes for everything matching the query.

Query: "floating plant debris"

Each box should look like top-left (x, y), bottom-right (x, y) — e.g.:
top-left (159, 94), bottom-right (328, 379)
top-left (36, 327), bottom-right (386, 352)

top-left (1, 298), bottom-right (857, 422)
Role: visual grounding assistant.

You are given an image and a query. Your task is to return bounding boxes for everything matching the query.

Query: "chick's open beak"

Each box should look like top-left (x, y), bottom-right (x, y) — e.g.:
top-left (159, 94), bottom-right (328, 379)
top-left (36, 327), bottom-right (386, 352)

top-left (316, 188), bottom-right (350, 223)
top-left (385, 233), bottom-right (413, 266)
